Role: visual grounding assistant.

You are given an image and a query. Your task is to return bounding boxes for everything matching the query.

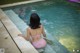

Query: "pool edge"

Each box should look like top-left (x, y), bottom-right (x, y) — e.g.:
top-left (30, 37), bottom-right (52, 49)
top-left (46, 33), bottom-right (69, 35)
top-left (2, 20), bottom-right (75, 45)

top-left (0, 0), bottom-right (45, 8)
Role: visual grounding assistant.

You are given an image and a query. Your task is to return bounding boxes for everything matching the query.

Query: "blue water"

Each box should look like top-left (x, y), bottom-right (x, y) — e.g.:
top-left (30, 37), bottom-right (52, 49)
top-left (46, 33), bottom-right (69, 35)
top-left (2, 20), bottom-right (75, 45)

top-left (3, 0), bottom-right (80, 53)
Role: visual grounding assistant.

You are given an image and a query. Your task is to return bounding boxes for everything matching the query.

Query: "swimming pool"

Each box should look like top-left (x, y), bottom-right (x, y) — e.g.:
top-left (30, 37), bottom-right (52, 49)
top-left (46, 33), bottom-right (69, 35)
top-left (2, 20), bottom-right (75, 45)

top-left (3, 0), bottom-right (80, 53)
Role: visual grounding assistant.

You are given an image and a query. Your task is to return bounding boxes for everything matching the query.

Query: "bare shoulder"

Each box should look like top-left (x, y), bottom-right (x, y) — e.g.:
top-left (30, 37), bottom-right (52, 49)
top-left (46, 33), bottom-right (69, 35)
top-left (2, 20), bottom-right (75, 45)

top-left (26, 27), bottom-right (31, 31)
top-left (40, 25), bottom-right (44, 29)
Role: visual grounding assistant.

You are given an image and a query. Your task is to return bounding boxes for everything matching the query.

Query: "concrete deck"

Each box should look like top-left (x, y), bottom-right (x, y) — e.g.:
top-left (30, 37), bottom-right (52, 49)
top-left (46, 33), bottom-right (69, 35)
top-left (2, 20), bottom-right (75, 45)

top-left (0, 21), bottom-right (21, 53)
top-left (0, 9), bottom-right (38, 53)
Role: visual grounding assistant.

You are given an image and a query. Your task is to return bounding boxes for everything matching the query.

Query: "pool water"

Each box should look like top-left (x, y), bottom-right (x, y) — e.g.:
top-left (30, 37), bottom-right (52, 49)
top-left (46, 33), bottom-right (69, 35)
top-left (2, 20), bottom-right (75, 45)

top-left (3, 0), bottom-right (80, 53)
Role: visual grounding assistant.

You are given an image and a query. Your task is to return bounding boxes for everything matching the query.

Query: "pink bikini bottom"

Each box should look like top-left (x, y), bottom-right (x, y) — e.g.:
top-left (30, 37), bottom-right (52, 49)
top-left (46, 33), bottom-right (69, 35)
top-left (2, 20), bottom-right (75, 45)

top-left (32, 38), bottom-right (46, 49)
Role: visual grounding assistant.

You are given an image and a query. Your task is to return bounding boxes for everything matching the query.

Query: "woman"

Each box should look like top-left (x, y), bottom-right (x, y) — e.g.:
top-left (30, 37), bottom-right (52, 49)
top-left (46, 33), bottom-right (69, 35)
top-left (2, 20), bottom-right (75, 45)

top-left (19, 13), bottom-right (47, 49)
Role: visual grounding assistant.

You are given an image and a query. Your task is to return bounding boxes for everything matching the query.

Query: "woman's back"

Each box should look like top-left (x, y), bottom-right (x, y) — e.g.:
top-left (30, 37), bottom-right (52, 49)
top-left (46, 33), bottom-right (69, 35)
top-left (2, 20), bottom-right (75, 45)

top-left (28, 25), bottom-right (43, 42)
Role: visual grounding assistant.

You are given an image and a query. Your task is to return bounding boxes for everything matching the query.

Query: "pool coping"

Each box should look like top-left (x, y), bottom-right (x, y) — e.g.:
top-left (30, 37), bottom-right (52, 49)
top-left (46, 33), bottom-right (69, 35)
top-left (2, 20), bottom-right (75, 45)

top-left (0, 9), bottom-right (39, 53)
top-left (0, 0), bottom-right (44, 8)
top-left (0, 21), bottom-right (21, 53)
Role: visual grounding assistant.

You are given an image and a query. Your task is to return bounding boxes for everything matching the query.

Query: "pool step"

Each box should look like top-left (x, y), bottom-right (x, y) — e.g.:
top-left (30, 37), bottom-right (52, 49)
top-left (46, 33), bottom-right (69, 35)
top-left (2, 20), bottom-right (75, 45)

top-left (0, 9), bottom-right (38, 53)
top-left (14, 36), bottom-right (38, 53)
top-left (4, 10), bottom-right (28, 35)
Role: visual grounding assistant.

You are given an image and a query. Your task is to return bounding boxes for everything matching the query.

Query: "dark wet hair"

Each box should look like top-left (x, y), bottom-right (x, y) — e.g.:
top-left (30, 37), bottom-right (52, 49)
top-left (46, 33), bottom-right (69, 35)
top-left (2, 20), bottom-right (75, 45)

top-left (29, 13), bottom-right (41, 29)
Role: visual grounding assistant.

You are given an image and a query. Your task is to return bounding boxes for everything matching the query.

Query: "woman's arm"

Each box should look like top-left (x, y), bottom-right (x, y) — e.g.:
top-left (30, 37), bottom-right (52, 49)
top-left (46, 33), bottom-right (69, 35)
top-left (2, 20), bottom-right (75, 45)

top-left (18, 34), bottom-right (27, 40)
top-left (41, 25), bottom-right (46, 37)
top-left (18, 28), bottom-right (30, 41)
top-left (26, 28), bottom-right (31, 41)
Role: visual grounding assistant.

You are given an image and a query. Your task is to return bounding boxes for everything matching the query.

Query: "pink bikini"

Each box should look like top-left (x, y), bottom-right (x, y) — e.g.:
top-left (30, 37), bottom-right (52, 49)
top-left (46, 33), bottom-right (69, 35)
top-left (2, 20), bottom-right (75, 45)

top-left (31, 34), bottom-right (46, 49)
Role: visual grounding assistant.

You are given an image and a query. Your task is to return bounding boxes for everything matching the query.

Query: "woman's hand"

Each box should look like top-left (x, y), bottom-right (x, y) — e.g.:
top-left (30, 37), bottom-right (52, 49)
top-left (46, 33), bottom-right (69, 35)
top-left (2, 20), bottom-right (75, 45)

top-left (18, 34), bottom-right (23, 37)
top-left (43, 37), bottom-right (47, 40)
top-left (18, 34), bottom-right (27, 40)
top-left (43, 37), bottom-right (54, 45)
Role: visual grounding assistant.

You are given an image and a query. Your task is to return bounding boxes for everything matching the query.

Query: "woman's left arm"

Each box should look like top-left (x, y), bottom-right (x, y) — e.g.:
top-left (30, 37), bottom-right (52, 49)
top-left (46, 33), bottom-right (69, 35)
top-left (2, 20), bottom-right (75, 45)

top-left (25, 28), bottom-right (31, 41)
